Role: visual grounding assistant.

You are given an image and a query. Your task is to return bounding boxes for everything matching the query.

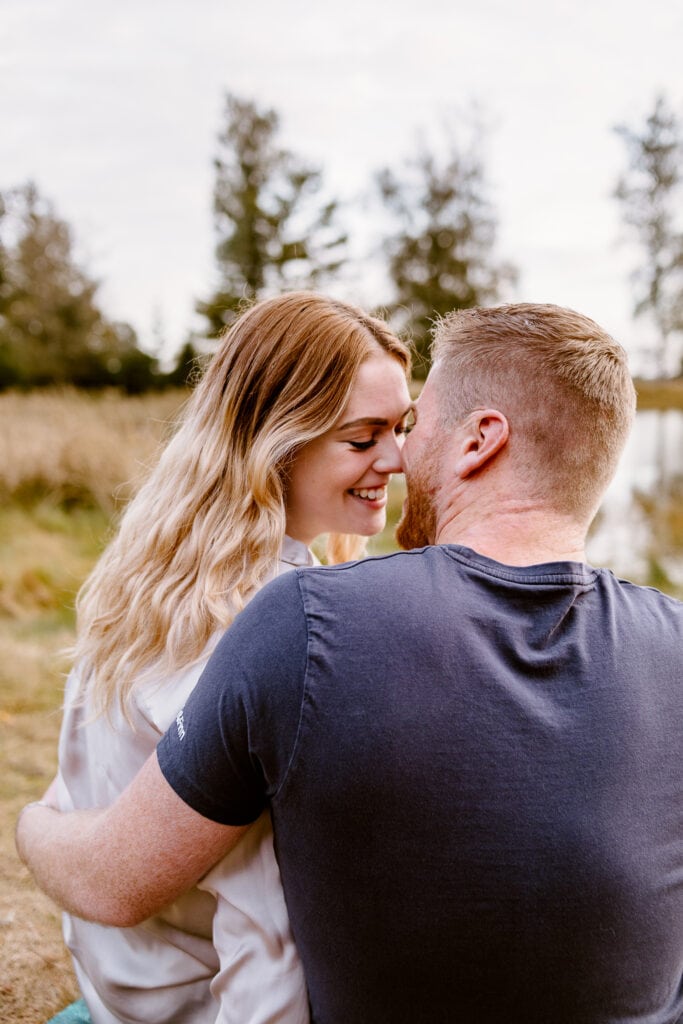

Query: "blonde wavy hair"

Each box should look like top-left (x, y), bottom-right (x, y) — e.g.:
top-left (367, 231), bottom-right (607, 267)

top-left (74, 291), bottom-right (410, 718)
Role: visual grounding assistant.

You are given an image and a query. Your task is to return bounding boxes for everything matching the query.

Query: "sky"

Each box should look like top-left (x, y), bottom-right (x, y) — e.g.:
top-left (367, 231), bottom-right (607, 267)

top-left (2, 0), bottom-right (682, 371)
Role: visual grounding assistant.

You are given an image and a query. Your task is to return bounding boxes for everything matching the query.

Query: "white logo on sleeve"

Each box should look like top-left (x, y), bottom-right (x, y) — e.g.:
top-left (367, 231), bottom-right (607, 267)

top-left (175, 709), bottom-right (186, 741)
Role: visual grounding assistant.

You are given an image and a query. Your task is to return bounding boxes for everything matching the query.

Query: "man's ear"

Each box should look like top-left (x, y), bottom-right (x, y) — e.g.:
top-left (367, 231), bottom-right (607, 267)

top-left (453, 409), bottom-right (509, 479)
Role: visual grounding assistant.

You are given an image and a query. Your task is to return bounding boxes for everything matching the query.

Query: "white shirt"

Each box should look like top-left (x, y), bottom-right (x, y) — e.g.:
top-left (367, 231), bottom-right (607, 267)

top-left (57, 537), bottom-right (314, 1024)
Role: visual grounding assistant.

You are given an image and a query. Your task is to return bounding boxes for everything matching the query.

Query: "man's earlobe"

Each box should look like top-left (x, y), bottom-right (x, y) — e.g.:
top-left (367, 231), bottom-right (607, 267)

top-left (454, 410), bottom-right (509, 479)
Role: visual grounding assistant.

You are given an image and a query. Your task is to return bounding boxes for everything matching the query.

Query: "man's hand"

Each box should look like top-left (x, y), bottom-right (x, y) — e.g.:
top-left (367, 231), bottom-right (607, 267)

top-left (16, 752), bottom-right (249, 926)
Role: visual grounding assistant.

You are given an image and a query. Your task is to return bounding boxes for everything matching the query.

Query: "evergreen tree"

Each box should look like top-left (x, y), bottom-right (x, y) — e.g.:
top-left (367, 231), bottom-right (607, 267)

top-left (197, 94), bottom-right (347, 339)
top-left (165, 339), bottom-right (203, 387)
top-left (377, 128), bottom-right (516, 375)
top-left (0, 182), bottom-right (157, 389)
top-left (0, 193), bottom-right (19, 386)
top-left (614, 95), bottom-right (683, 376)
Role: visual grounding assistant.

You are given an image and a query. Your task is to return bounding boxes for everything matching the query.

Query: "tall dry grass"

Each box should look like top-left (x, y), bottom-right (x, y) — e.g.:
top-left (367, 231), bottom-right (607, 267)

top-left (634, 376), bottom-right (683, 410)
top-left (0, 388), bottom-right (188, 514)
top-left (1, 388), bottom-right (188, 1020)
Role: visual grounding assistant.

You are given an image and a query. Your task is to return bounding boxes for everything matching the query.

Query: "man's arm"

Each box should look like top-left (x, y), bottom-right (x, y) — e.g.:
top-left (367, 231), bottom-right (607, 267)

top-left (17, 571), bottom-right (308, 927)
top-left (16, 751), bottom-right (248, 926)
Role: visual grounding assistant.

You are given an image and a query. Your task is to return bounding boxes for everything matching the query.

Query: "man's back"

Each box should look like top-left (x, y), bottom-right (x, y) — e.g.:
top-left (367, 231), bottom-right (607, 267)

top-left (159, 545), bottom-right (683, 1023)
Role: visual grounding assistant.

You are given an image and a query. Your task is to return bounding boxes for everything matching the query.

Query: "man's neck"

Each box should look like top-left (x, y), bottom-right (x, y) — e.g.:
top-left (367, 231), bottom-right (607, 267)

top-left (434, 501), bottom-right (588, 567)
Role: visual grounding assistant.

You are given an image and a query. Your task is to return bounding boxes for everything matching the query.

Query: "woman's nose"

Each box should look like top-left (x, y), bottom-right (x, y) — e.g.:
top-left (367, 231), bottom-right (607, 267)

top-left (372, 435), bottom-right (404, 475)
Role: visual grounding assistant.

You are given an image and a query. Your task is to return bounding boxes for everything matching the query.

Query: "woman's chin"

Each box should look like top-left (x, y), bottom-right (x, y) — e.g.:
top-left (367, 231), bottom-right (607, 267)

top-left (357, 512), bottom-right (388, 538)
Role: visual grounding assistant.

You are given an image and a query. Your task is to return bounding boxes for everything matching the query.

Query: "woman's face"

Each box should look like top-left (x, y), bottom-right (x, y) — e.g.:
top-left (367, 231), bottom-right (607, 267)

top-left (285, 351), bottom-right (413, 545)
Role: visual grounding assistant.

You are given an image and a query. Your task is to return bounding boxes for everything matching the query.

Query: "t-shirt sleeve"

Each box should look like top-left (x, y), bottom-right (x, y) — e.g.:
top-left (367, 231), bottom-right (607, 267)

top-left (157, 570), bottom-right (308, 826)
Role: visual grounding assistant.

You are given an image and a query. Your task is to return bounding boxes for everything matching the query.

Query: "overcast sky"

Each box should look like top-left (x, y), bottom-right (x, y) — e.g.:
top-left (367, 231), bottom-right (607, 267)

top-left (3, 0), bottom-right (682, 370)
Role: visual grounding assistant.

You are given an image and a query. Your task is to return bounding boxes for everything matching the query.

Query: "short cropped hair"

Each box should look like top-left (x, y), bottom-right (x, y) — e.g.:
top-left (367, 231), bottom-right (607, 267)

top-left (430, 303), bottom-right (636, 521)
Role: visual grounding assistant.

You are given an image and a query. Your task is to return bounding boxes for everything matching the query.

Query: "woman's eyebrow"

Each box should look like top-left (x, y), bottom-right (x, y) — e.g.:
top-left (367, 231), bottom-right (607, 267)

top-left (336, 406), bottom-right (414, 431)
top-left (337, 417), bottom-right (389, 430)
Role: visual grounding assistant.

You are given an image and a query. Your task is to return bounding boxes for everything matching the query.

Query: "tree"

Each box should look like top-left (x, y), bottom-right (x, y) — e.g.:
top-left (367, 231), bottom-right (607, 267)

top-left (377, 125), bottom-right (517, 374)
top-left (614, 95), bottom-right (683, 377)
top-left (0, 193), bottom-right (19, 386)
top-left (197, 94), bottom-right (347, 339)
top-left (0, 182), bottom-right (158, 390)
top-left (165, 339), bottom-right (204, 387)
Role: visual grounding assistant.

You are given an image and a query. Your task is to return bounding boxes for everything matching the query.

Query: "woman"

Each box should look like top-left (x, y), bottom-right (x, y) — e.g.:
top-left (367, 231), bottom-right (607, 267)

top-left (54, 292), bottom-right (412, 1024)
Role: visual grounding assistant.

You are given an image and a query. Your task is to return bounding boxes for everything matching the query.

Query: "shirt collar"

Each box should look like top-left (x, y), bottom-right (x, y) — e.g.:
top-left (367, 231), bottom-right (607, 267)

top-left (280, 535), bottom-right (316, 568)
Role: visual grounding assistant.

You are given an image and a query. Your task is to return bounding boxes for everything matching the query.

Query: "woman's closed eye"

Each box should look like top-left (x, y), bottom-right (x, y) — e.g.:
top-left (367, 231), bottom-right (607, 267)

top-left (348, 439), bottom-right (377, 451)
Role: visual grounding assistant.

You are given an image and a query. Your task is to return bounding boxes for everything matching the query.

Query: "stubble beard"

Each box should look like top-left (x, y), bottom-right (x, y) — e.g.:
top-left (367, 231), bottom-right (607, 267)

top-left (395, 463), bottom-right (438, 550)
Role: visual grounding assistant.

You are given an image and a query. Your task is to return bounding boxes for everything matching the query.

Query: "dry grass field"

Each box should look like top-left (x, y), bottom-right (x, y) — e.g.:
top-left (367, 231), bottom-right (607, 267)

top-left (634, 375), bottom-right (683, 410)
top-left (0, 388), bottom-right (188, 514)
top-left (1, 389), bottom-right (186, 1021)
top-left (1, 504), bottom-right (103, 1021)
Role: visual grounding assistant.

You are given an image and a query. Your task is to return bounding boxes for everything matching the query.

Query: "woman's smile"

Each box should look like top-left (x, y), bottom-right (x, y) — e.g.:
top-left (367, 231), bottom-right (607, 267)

top-left (348, 485), bottom-right (388, 506)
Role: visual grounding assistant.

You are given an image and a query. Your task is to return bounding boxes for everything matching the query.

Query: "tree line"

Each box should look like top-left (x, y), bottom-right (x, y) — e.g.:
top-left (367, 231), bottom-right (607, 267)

top-left (0, 184), bottom-right (197, 392)
top-left (2, 92), bottom-right (682, 390)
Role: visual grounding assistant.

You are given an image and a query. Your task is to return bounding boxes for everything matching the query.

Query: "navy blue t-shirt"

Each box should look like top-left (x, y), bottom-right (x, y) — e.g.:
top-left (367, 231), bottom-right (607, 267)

top-left (158, 545), bottom-right (683, 1024)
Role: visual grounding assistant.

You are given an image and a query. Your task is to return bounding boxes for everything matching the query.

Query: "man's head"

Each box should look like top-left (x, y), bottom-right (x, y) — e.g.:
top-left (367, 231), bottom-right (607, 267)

top-left (397, 303), bottom-right (636, 549)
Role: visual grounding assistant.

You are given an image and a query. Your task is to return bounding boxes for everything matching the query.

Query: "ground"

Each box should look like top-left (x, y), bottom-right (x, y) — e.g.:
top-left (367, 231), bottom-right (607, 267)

top-left (1, 632), bottom-right (80, 1020)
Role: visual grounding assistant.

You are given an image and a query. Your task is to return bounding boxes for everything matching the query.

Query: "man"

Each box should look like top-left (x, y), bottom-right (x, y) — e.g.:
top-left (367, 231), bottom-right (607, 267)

top-left (17, 304), bottom-right (683, 1023)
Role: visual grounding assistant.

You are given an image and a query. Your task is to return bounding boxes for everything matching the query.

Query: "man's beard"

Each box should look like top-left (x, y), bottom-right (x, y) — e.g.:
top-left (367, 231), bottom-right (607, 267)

top-left (395, 463), bottom-right (438, 550)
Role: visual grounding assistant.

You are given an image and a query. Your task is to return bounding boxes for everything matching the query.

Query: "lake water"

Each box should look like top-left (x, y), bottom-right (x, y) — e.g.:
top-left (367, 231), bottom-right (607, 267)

top-left (586, 409), bottom-right (683, 596)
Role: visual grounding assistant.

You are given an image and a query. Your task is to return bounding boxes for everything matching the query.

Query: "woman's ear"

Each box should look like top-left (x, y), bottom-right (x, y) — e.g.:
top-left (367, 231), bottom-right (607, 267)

top-left (453, 409), bottom-right (509, 479)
